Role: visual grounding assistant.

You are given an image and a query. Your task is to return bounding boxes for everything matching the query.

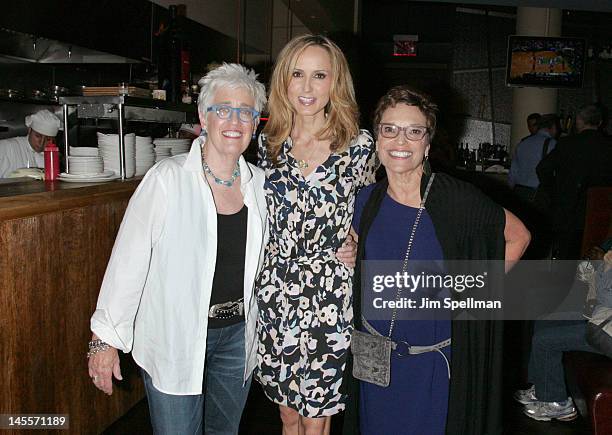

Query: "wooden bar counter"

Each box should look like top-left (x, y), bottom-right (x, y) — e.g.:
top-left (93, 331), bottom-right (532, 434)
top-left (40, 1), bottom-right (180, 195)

top-left (0, 178), bottom-right (144, 434)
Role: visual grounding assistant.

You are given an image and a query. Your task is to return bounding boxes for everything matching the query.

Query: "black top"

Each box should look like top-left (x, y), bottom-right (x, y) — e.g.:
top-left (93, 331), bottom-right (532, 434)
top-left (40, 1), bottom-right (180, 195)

top-left (208, 206), bottom-right (248, 329)
top-left (343, 170), bottom-right (506, 435)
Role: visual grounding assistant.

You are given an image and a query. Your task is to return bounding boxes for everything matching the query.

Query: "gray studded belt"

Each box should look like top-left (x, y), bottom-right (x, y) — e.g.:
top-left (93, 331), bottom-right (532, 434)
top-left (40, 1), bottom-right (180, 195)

top-left (208, 298), bottom-right (244, 319)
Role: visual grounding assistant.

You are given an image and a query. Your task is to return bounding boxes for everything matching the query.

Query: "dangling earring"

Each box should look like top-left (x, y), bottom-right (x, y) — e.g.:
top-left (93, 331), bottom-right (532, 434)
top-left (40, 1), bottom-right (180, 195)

top-left (199, 128), bottom-right (207, 137)
top-left (423, 154), bottom-right (432, 176)
top-left (252, 131), bottom-right (257, 140)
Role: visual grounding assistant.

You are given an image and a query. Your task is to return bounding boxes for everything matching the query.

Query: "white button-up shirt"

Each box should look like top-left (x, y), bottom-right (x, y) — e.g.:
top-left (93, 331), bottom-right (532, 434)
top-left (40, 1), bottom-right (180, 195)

top-left (91, 138), bottom-right (268, 395)
top-left (0, 136), bottom-right (44, 177)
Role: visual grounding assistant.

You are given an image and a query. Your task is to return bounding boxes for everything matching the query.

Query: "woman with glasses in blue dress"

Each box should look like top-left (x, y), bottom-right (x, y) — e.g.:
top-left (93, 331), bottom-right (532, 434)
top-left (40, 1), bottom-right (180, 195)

top-left (88, 63), bottom-right (268, 435)
top-left (343, 85), bottom-right (531, 435)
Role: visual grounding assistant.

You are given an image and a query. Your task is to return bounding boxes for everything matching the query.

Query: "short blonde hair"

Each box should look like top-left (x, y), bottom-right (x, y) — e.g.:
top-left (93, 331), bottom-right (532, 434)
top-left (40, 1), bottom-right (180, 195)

top-left (263, 34), bottom-right (359, 164)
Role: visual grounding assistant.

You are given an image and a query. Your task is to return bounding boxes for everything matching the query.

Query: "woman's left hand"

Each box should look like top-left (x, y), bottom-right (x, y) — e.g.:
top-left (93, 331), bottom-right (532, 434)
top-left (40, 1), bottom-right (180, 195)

top-left (503, 209), bottom-right (531, 272)
top-left (337, 232), bottom-right (358, 268)
top-left (604, 250), bottom-right (612, 272)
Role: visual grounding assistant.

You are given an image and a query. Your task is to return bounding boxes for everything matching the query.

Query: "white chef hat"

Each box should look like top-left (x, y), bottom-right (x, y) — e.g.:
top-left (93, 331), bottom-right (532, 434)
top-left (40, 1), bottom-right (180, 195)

top-left (179, 123), bottom-right (201, 136)
top-left (25, 109), bottom-right (61, 137)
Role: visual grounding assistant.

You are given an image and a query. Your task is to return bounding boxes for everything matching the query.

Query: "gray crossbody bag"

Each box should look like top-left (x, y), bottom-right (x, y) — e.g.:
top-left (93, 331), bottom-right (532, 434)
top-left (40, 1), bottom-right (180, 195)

top-left (351, 174), bottom-right (451, 387)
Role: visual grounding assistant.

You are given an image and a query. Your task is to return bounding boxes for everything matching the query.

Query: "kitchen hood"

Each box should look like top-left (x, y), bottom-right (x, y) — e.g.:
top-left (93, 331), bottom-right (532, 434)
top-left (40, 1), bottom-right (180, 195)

top-left (0, 27), bottom-right (143, 64)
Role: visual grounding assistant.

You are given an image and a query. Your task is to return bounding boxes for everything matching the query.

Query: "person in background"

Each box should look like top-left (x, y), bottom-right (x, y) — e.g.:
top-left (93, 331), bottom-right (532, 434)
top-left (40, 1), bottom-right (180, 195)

top-left (509, 114), bottom-right (559, 259)
top-left (0, 109), bottom-right (61, 177)
top-left (537, 104), bottom-right (612, 260)
top-left (509, 114), bottom-right (558, 202)
top-left (344, 85), bottom-right (530, 435)
top-left (87, 63), bottom-right (268, 435)
top-left (526, 112), bottom-right (542, 138)
top-left (256, 34), bottom-right (376, 435)
top-left (514, 238), bottom-right (612, 422)
top-left (178, 122), bottom-right (202, 140)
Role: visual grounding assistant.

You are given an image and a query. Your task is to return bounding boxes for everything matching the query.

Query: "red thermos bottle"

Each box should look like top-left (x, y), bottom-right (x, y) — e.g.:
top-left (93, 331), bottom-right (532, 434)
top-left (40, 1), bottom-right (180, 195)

top-left (44, 139), bottom-right (60, 181)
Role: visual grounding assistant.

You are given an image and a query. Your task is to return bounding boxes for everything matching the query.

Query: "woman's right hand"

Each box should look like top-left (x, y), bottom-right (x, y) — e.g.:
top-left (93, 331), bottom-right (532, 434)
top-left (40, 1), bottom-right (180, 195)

top-left (88, 335), bottom-right (122, 395)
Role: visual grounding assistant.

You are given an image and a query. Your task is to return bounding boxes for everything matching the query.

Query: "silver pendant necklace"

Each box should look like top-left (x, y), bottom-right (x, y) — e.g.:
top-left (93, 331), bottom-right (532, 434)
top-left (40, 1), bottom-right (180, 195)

top-left (201, 151), bottom-right (240, 187)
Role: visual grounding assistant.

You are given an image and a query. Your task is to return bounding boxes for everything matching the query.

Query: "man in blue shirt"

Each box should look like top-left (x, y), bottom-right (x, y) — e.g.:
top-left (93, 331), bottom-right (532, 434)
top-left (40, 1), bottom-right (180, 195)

top-left (509, 114), bottom-right (558, 202)
top-left (525, 113), bottom-right (541, 138)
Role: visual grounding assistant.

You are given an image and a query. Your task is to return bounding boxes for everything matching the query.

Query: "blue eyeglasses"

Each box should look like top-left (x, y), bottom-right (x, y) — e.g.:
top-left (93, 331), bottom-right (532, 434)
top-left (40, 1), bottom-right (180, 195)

top-left (206, 105), bottom-right (260, 123)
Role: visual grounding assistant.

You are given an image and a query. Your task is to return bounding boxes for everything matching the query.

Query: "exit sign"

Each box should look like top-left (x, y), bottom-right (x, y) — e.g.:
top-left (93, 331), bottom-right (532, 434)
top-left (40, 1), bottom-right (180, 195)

top-left (393, 35), bottom-right (418, 57)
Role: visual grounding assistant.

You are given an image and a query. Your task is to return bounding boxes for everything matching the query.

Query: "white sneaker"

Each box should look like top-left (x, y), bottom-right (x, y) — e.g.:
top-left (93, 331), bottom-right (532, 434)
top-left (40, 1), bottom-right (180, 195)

top-left (514, 385), bottom-right (538, 405)
top-left (523, 398), bottom-right (578, 421)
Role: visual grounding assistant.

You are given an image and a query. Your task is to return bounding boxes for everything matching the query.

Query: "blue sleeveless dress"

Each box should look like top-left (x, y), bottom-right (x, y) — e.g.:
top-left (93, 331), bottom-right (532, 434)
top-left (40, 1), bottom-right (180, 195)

top-left (352, 183), bottom-right (451, 435)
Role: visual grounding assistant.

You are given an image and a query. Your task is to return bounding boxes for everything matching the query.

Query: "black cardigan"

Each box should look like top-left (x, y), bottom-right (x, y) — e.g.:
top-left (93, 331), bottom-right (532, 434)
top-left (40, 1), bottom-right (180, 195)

top-left (343, 171), bottom-right (506, 435)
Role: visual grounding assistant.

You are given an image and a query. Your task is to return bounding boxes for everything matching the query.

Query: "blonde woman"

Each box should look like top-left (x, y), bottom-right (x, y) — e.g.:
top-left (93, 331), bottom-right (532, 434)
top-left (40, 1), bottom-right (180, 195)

top-left (256, 35), bottom-right (378, 435)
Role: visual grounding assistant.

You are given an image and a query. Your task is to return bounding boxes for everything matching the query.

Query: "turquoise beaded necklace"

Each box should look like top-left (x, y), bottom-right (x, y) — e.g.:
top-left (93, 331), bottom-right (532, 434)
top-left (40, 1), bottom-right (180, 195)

top-left (201, 149), bottom-right (240, 187)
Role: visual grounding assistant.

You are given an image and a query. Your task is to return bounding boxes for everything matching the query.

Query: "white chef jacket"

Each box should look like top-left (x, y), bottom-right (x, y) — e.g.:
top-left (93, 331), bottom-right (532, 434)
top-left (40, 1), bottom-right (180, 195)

top-left (0, 136), bottom-right (44, 177)
top-left (90, 137), bottom-right (268, 395)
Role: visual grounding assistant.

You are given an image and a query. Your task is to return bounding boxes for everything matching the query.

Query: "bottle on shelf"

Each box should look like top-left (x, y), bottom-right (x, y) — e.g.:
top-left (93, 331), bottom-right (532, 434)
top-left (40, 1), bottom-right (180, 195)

top-left (157, 5), bottom-right (189, 104)
top-left (190, 84), bottom-right (199, 104)
top-left (462, 143), bottom-right (469, 168)
top-left (181, 80), bottom-right (192, 104)
top-left (500, 145), bottom-right (509, 167)
top-left (482, 142), bottom-right (491, 161)
top-left (564, 113), bottom-right (573, 134)
top-left (468, 149), bottom-right (476, 171)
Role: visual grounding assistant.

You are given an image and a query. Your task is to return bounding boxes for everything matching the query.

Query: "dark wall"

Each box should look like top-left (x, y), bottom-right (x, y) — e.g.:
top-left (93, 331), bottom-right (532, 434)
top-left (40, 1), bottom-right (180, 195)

top-left (346, 1), bottom-right (612, 148)
top-left (346, 1), bottom-right (457, 129)
top-left (0, 0), bottom-right (153, 62)
top-left (152, 5), bottom-right (239, 77)
top-left (0, 1), bottom-right (242, 94)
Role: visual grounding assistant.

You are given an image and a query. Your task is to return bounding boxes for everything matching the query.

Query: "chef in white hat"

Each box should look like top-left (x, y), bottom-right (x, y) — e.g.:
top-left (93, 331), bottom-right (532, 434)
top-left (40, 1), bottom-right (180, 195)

top-left (0, 109), bottom-right (61, 178)
top-left (177, 122), bottom-right (201, 139)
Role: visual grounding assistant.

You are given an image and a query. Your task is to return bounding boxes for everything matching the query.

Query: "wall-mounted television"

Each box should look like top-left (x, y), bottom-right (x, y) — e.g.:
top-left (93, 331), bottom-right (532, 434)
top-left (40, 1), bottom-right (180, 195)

top-left (506, 35), bottom-right (586, 88)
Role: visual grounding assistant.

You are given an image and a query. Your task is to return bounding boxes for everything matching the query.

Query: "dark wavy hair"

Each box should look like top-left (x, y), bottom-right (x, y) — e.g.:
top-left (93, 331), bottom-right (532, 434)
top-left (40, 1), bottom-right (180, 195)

top-left (373, 85), bottom-right (438, 140)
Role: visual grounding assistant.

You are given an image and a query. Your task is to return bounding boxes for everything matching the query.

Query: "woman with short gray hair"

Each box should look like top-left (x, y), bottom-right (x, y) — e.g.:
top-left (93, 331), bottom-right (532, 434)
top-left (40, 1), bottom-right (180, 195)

top-left (87, 63), bottom-right (268, 434)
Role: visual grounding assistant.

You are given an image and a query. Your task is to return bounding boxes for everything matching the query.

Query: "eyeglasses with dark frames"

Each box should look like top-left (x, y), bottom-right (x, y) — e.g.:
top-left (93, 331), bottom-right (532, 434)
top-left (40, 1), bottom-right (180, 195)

top-left (378, 123), bottom-right (429, 141)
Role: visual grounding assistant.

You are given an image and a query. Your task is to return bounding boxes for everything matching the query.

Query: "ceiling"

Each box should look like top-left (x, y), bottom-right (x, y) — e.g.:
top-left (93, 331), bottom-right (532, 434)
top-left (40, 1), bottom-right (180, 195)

top-left (427, 0), bottom-right (612, 12)
top-left (288, 0), bottom-right (612, 34)
top-left (282, 0), bottom-right (355, 34)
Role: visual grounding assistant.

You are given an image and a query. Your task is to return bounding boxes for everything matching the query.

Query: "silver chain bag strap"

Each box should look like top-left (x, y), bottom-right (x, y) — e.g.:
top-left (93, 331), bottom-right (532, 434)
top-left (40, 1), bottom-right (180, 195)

top-left (351, 174), bottom-right (436, 387)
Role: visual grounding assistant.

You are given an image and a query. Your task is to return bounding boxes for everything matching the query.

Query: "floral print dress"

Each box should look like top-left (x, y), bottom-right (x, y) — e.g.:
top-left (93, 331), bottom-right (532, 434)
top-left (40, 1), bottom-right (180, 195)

top-left (255, 130), bottom-right (377, 417)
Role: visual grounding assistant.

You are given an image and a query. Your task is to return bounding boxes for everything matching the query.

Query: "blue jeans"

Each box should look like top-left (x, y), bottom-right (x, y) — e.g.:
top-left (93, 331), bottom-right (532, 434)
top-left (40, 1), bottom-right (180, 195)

top-left (143, 321), bottom-right (252, 435)
top-left (527, 320), bottom-right (599, 402)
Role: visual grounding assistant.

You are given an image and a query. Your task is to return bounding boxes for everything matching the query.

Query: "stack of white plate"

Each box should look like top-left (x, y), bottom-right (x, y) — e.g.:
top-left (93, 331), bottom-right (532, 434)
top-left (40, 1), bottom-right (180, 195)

top-left (69, 146), bottom-right (99, 157)
top-left (135, 136), bottom-right (156, 176)
top-left (59, 170), bottom-right (118, 183)
top-left (153, 138), bottom-right (192, 156)
top-left (68, 156), bottom-right (104, 174)
top-left (154, 147), bottom-right (171, 163)
top-left (97, 132), bottom-right (136, 178)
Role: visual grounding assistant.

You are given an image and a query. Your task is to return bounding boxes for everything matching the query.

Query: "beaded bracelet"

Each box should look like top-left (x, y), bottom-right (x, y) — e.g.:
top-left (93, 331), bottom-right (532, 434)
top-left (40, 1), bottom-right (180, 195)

top-left (87, 339), bottom-right (110, 359)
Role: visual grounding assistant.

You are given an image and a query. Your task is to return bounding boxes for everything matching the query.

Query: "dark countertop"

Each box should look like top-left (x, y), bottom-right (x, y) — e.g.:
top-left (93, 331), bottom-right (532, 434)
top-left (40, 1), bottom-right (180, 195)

top-left (0, 177), bottom-right (141, 221)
